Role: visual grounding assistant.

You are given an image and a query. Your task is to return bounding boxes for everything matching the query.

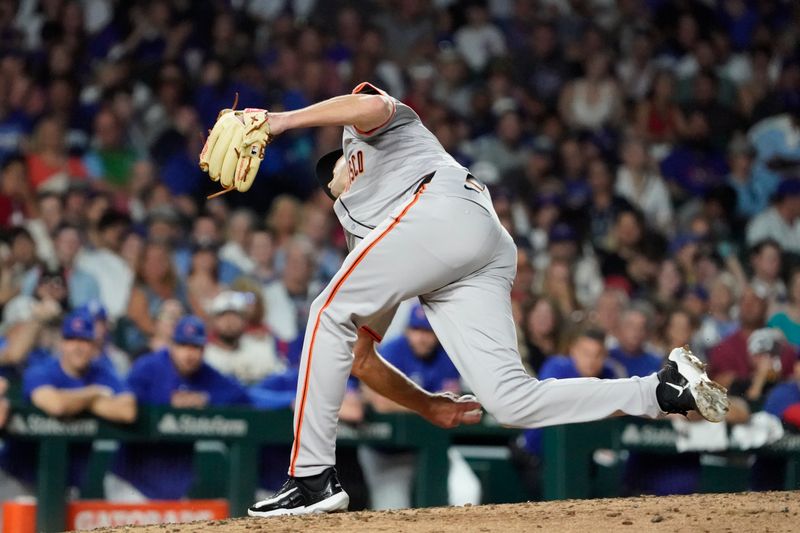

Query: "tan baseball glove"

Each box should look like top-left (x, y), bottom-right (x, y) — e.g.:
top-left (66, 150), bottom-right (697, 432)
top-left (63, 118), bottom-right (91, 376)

top-left (199, 104), bottom-right (274, 198)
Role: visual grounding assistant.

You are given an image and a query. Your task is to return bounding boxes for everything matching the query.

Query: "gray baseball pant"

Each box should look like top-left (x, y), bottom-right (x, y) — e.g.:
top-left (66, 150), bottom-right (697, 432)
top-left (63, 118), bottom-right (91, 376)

top-left (289, 168), bottom-right (662, 477)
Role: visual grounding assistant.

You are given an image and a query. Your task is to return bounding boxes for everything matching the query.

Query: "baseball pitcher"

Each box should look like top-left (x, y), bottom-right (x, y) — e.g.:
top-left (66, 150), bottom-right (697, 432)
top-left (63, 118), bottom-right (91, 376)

top-left (199, 83), bottom-right (729, 517)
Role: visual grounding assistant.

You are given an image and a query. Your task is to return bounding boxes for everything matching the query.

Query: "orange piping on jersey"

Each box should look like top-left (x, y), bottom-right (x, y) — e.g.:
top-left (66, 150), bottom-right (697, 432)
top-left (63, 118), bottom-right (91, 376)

top-left (360, 325), bottom-right (382, 342)
top-left (352, 81), bottom-right (386, 96)
top-left (351, 82), bottom-right (396, 136)
top-left (289, 184), bottom-right (427, 476)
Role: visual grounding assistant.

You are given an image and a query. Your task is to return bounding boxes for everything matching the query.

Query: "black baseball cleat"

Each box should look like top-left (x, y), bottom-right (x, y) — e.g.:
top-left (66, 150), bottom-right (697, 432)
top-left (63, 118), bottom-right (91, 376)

top-left (248, 467), bottom-right (349, 517)
top-left (656, 346), bottom-right (729, 423)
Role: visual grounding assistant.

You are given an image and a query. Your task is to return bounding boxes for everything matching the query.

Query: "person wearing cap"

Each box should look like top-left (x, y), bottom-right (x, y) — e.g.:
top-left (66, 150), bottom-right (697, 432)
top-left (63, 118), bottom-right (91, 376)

top-left (746, 178), bottom-right (800, 254)
top-left (75, 209), bottom-right (134, 320)
top-left (737, 327), bottom-right (787, 402)
top-left (709, 286), bottom-right (798, 394)
top-left (359, 304), bottom-right (481, 510)
top-left (0, 265), bottom-right (73, 380)
top-left (754, 347), bottom-right (800, 491)
top-left (80, 299), bottom-right (130, 377)
top-left (204, 291), bottom-right (285, 385)
top-left (680, 284), bottom-right (709, 322)
top-left (0, 310), bottom-right (135, 500)
top-left (106, 315), bottom-right (249, 501)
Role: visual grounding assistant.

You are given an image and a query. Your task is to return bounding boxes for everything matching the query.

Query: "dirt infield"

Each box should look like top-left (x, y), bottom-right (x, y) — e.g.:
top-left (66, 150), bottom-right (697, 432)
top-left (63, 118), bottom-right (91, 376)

top-left (77, 491), bottom-right (798, 532)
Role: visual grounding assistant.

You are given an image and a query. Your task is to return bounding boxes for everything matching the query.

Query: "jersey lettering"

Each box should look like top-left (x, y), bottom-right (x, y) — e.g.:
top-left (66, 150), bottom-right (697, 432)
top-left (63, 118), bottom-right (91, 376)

top-left (348, 150), bottom-right (365, 181)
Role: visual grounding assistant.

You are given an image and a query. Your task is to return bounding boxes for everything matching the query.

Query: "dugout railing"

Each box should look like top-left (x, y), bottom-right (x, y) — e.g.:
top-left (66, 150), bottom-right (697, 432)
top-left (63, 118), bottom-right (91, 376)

top-left (1, 404), bottom-right (799, 532)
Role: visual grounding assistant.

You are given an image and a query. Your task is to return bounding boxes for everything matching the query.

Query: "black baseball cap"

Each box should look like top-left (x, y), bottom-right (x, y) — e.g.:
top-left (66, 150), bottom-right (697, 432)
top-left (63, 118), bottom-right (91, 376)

top-left (315, 149), bottom-right (344, 201)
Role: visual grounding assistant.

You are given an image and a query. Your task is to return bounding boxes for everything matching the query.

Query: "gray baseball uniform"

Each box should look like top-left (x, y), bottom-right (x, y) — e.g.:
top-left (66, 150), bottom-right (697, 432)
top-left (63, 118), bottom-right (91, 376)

top-left (289, 83), bottom-right (663, 477)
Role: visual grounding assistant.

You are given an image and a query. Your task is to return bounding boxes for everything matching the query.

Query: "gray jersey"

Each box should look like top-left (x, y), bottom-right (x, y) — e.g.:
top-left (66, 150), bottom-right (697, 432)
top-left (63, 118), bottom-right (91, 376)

top-left (333, 97), bottom-right (466, 239)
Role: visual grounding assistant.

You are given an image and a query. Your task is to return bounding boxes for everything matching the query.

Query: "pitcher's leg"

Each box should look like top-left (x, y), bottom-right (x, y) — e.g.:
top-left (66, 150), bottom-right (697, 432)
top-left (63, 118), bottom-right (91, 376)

top-left (290, 191), bottom-right (498, 477)
top-left (422, 274), bottom-right (663, 429)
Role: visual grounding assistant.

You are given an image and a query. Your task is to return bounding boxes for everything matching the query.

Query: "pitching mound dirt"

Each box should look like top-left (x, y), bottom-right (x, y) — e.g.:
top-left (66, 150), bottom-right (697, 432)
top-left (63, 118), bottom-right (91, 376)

top-left (72, 491), bottom-right (799, 532)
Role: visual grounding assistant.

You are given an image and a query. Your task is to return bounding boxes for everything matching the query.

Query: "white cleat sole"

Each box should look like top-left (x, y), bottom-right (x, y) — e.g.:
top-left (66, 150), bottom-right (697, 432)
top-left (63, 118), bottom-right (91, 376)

top-left (668, 346), bottom-right (729, 423)
top-left (248, 491), bottom-right (350, 518)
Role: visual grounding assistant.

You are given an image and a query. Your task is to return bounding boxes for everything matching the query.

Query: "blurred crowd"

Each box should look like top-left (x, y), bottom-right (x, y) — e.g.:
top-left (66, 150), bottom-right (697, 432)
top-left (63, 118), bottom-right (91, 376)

top-left (0, 0), bottom-right (799, 510)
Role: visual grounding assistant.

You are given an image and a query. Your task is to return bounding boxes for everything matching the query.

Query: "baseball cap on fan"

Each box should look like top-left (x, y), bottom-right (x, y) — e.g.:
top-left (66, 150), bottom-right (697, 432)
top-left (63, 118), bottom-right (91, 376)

top-left (62, 310), bottom-right (96, 341)
top-left (209, 290), bottom-right (251, 315)
top-left (172, 315), bottom-right (207, 346)
top-left (407, 304), bottom-right (433, 331)
top-left (747, 328), bottom-right (782, 357)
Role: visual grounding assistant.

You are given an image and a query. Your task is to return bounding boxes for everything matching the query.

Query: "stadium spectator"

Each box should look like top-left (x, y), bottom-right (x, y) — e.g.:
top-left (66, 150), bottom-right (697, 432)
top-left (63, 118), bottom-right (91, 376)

top-left (299, 206), bottom-right (343, 284)
top-left (559, 50), bottom-right (623, 132)
top-left (634, 70), bottom-right (684, 147)
top-left (247, 228), bottom-right (277, 284)
top-left (615, 138), bottom-right (673, 234)
top-left (465, 109), bottom-right (527, 178)
top-left (185, 240), bottom-right (223, 317)
top-left (453, 0), bottom-right (506, 73)
top-left (83, 109), bottom-right (138, 189)
top-left (0, 310), bottom-right (135, 501)
top-left (653, 259), bottom-right (684, 308)
top-left (204, 291), bottom-right (285, 385)
top-left (82, 299), bottom-right (130, 378)
top-left (709, 287), bottom-right (797, 394)
top-left (767, 268), bottom-right (800, 346)
top-left (75, 210), bottom-right (133, 320)
top-left (748, 239), bottom-right (787, 309)
top-left (266, 195), bottom-right (302, 253)
top-left (359, 305), bottom-right (481, 509)
top-left (147, 298), bottom-right (184, 353)
top-left (584, 158), bottom-right (633, 250)
top-left (698, 275), bottom-right (740, 356)
top-left (657, 308), bottom-right (701, 359)
top-left (608, 304), bottom-right (662, 377)
top-left (106, 316), bottom-right (249, 501)
top-left (588, 287), bottom-right (629, 347)
top-left (173, 213), bottom-right (242, 284)
top-left (0, 155), bottom-right (35, 227)
top-left (123, 241), bottom-right (189, 354)
top-left (747, 101), bottom-right (800, 202)
top-left (617, 30), bottom-right (657, 102)
top-left (521, 296), bottom-right (564, 375)
top-left (21, 223), bottom-right (100, 308)
top-left (726, 136), bottom-right (766, 219)
top-left (263, 236), bottom-right (320, 349)
top-left (219, 208), bottom-right (257, 275)
top-left (5, 226), bottom-right (37, 287)
top-left (746, 179), bottom-right (800, 254)
top-left (514, 328), bottom-right (619, 499)
top-left (735, 327), bottom-right (789, 402)
top-left (25, 116), bottom-right (87, 191)
top-left (764, 352), bottom-right (800, 429)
